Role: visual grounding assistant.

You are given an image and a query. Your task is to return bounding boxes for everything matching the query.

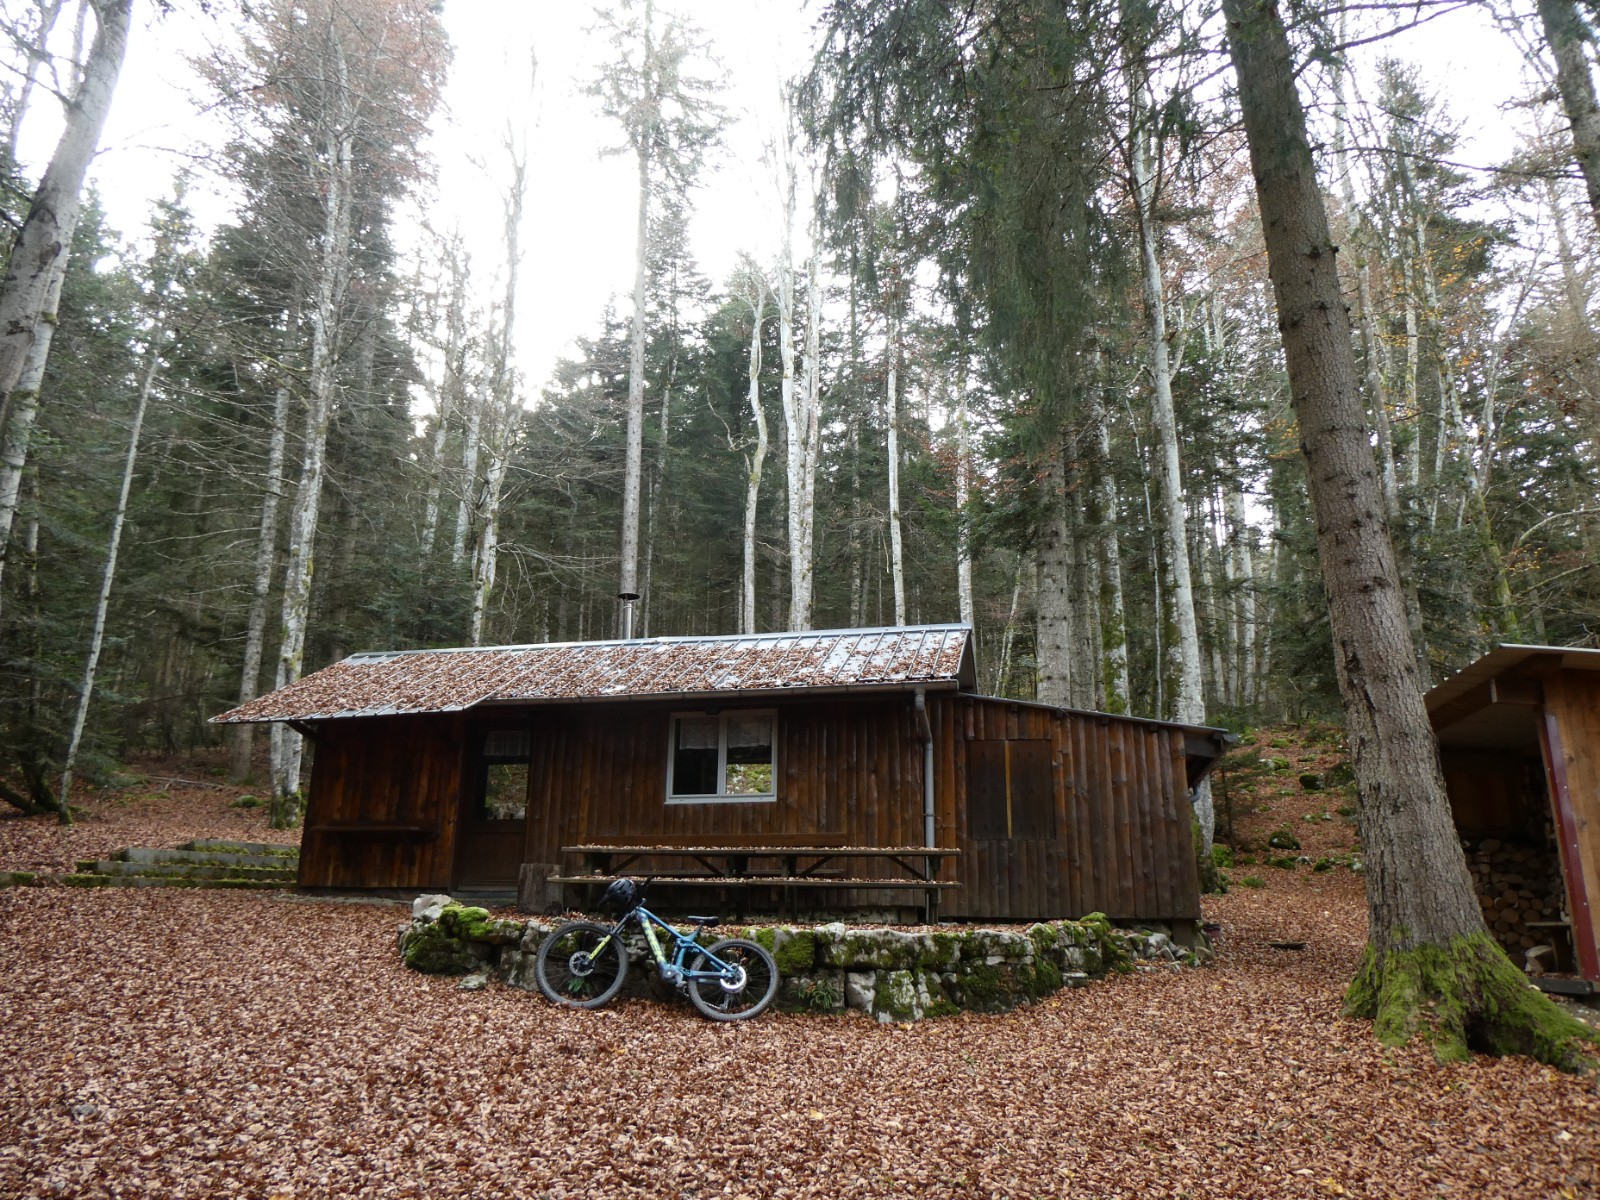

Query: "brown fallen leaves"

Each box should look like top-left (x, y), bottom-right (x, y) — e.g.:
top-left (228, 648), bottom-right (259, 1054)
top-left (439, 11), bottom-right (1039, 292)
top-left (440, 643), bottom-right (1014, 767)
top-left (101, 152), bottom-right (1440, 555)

top-left (1, 762), bottom-right (1597, 1199)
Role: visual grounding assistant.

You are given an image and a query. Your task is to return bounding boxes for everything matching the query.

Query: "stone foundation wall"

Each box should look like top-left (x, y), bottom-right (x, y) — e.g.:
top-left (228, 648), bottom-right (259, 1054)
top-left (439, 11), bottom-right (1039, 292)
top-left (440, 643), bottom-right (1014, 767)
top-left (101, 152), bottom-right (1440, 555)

top-left (398, 895), bottom-right (1208, 1023)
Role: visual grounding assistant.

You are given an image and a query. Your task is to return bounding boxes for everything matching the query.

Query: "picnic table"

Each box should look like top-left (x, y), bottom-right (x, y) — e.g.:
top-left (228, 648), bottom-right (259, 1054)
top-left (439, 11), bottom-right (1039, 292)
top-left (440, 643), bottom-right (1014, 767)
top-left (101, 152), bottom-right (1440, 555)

top-left (551, 843), bottom-right (961, 921)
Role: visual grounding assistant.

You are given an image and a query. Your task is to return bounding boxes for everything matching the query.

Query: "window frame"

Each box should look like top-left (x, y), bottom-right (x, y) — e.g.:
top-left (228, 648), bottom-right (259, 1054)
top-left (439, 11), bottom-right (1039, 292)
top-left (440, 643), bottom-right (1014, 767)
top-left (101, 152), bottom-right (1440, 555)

top-left (665, 709), bottom-right (778, 804)
top-left (472, 727), bottom-right (531, 824)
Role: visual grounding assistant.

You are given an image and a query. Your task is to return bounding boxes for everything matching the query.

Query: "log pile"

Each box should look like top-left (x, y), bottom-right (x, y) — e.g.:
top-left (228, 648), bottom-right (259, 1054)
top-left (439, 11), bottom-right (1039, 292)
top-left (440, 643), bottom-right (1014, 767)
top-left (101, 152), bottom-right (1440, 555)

top-left (1462, 834), bottom-right (1566, 958)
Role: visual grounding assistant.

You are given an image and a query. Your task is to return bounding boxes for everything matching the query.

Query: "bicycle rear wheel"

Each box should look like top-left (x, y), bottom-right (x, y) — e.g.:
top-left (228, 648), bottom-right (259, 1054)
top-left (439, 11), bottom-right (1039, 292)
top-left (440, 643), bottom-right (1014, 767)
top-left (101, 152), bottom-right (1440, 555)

top-left (686, 938), bottom-right (778, 1020)
top-left (535, 920), bottom-right (627, 1009)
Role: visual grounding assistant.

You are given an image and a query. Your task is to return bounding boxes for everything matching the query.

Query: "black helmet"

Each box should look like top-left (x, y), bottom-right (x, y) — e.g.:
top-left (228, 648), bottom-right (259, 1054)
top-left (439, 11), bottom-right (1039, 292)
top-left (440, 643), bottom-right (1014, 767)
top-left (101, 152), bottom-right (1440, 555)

top-left (599, 877), bottom-right (638, 914)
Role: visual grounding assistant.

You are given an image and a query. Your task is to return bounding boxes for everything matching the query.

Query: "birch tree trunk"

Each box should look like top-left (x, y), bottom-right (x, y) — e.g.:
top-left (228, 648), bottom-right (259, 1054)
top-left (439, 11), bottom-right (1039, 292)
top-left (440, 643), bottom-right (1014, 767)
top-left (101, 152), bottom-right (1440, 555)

top-left (954, 362), bottom-right (975, 627)
top-left (269, 41), bottom-right (356, 828)
top-left (470, 118), bottom-right (529, 646)
top-left (421, 251), bottom-right (468, 561)
top-left (885, 313), bottom-right (907, 626)
top-left (0, 233), bottom-right (74, 607)
top-left (229, 373), bottom-right (291, 782)
top-left (0, 0), bottom-right (129, 439)
top-left (740, 277), bottom-right (767, 634)
top-left (58, 333), bottom-right (161, 821)
top-left (1223, 0), bottom-right (1592, 1067)
top-left (1035, 445), bottom-right (1074, 707)
top-left (617, 0), bottom-right (655, 617)
top-left (1087, 368), bottom-right (1130, 712)
top-left (1129, 85), bottom-right (1209, 846)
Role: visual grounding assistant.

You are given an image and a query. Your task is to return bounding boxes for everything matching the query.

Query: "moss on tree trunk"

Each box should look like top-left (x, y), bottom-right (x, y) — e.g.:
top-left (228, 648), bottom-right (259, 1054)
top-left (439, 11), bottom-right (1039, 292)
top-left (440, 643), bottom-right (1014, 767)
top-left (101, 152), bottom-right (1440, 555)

top-left (1344, 933), bottom-right (1595, 1069)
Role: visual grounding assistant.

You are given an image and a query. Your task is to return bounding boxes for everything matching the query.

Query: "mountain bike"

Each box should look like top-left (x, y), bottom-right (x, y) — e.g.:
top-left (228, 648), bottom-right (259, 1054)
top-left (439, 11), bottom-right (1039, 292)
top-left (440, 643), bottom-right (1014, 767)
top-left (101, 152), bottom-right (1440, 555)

top-left (533, 877), bottom-right (779, 1021)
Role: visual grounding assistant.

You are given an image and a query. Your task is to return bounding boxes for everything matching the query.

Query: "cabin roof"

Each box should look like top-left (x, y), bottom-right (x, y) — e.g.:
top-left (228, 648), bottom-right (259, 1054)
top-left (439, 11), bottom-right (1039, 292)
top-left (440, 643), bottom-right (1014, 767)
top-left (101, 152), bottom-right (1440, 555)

top-left (213, 624), bottom-right (979, 724)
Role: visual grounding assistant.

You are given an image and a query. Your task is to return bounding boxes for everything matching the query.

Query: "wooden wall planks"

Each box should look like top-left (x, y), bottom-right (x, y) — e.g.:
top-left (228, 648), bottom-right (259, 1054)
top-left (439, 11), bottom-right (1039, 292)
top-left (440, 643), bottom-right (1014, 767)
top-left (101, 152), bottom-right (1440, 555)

top-left (294, 691), bottom-right (1203, 921)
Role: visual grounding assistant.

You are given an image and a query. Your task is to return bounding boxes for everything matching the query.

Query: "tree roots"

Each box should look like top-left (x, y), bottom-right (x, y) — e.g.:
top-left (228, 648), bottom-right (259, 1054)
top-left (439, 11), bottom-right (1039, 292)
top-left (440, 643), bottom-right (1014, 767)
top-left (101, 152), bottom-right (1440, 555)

top-left (1344, 933), bottom-right (1597, 1070)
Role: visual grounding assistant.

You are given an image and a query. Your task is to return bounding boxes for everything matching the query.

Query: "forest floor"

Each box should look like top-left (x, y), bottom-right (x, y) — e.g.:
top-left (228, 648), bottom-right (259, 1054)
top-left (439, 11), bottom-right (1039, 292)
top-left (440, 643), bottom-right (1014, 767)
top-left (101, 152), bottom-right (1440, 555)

top-left (2, 731), bottom-right (1598, 1199)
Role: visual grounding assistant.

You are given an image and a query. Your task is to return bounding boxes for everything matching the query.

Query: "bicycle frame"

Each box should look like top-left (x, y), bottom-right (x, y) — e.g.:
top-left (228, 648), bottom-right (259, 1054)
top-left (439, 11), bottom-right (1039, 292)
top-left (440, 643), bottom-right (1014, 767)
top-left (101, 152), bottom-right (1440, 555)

top-left (591, 904), bottom-right (741, 989)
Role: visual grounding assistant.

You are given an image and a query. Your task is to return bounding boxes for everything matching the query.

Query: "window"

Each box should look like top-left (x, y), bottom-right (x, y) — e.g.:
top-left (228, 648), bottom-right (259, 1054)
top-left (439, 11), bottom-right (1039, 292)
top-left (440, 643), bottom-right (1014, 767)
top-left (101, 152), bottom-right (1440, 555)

top-left (667, 711), bottom-right (776, 802)
top-left (476, 729), bottom-right (530, 822)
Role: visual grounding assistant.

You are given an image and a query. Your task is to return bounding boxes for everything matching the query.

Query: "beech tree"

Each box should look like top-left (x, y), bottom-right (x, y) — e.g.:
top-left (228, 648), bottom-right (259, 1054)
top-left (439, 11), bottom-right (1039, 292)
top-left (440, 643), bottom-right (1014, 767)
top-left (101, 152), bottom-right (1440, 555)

top-left (0, 0), bottom-right (130, 532)
top-left (590, 0), bottom-right (722, 629)
top-left (205, 0), bottom-right (445, 824)
top-left (1222, 0), bottom-right (1593, 1067)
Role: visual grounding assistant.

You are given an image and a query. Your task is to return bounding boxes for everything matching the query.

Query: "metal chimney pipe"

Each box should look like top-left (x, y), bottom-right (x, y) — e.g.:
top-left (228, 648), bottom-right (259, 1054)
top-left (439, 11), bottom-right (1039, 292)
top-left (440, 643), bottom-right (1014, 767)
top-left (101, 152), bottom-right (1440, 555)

top-left (617, 592), bottom-right (640, 640)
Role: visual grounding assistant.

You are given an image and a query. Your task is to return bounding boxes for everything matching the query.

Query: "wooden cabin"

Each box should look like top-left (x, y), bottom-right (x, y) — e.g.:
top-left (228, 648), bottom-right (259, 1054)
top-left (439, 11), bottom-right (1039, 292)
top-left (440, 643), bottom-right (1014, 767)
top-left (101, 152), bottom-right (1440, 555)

top-left (1425, 645), bottom-right (1600, 992)
top-left (214, 625), bottom-right (1231, 924)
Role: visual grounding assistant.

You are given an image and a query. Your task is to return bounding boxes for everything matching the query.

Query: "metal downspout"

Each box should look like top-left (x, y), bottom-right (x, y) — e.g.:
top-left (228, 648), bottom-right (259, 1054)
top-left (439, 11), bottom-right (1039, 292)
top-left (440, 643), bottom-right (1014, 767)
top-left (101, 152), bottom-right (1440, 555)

top-left (915, 686), bottom-right (937, 921)
top-left (914, 687), bottom-right (934, 847)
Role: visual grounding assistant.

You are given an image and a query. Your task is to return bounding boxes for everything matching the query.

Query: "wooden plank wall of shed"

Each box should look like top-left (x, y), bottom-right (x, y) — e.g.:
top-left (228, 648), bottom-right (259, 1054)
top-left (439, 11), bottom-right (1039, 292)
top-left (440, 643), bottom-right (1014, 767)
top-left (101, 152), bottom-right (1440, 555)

top-left (933, 696), bottom-right (1201, 921)
top-left (1542, 670), bottom-right (1600, 972)
top-left (521, 697), bottom-right (928, 910)
top-left (299, 714), bottom-right (465, 889)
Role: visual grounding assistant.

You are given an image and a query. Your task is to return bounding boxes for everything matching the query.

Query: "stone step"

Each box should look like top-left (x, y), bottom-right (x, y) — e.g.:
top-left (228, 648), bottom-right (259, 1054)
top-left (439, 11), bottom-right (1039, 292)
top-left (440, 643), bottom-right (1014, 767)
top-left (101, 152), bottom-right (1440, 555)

top-left (78, 860), bottom-right (297, 883)
top-left (60, 873), bottom-right (286, 891)
top-left (180, 840), bottom-right (299, 858)
top-left (116, 847), bottom-right (297, 870)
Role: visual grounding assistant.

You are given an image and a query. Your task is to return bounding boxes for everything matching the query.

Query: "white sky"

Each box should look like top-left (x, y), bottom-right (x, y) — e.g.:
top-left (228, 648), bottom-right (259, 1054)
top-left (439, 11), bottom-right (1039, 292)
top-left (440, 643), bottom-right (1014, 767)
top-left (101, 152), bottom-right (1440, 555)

top-left (13, 0), bottom-right (1548, 396)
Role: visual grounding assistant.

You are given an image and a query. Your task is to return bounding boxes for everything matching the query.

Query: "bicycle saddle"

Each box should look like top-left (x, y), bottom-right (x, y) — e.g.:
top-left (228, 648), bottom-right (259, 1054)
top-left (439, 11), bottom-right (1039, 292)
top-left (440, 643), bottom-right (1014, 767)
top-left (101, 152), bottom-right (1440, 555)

top-left (684, 915), bottom-right (719, 927)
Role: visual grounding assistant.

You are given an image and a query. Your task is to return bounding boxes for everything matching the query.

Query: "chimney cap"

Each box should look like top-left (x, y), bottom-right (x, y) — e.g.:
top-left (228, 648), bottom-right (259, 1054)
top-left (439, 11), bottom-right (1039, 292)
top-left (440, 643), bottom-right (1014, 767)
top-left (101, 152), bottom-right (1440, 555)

top-left (617, 591), bottom-right (640, 602)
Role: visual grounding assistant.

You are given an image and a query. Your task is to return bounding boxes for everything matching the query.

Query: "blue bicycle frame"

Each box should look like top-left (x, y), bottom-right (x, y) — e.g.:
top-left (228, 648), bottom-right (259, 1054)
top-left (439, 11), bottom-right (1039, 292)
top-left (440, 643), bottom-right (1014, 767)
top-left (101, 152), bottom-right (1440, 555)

top-left (602, 903), bottom-right (740, 989)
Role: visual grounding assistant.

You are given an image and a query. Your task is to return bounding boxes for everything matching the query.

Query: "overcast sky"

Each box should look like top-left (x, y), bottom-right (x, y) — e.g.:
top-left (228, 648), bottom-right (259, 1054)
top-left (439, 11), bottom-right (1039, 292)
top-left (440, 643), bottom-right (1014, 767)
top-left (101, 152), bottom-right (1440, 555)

top-left (14, 1), bottom-right (1542, 397)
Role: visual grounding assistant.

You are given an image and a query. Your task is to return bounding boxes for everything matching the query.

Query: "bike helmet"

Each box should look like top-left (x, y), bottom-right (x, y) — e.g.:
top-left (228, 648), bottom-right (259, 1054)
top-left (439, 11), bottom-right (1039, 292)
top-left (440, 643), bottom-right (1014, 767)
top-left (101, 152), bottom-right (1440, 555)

top-left (599, 877), bottom-right (638, 914)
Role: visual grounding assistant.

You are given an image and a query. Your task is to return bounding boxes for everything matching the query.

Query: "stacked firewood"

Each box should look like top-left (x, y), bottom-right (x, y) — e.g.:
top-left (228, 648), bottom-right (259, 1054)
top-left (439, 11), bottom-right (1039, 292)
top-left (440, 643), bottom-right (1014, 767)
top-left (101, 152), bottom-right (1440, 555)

top-left (1462, 834), bottom-right (1566, 956)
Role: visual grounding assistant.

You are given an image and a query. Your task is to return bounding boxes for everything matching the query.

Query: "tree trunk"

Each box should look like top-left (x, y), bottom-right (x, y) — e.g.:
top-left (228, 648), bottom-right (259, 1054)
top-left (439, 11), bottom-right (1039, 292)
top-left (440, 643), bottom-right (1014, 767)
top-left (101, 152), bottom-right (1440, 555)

top-left (1087, 366), bottom-right (1129, 712)
top-left (1223, 0), bottom-right (1593, 1068)
top-left (0, 0), bottom-right (130, 441)
top-left (452, 389), bottom-right (482, 566)
top-left (471, 125), bottom-right (529, 646)
top-left (617, 0), bottom-right (655, 617)
top-left (1539, 0), bottom-right (1600, 239)
top-left (229, 373), bottom-right (291, 783)
top-left (1133, 129), bottom-right (1203, 726)
top-left (954, 361), bottom-right (975, 627)
top-left (1130, 104), bottom-right (1209, 846)
top-left (740, 282), bottom-right (767, 634)
top-left (58, 333), bottom-right (160, 822)
top-left (1035, 445), bottom-right (1073, 707)
top-left (0, 236), bottom-right (75, 609)
top-left (270, 45), bottom-right (355, 829)
top-left (885, 313), bottom-right (906, 626)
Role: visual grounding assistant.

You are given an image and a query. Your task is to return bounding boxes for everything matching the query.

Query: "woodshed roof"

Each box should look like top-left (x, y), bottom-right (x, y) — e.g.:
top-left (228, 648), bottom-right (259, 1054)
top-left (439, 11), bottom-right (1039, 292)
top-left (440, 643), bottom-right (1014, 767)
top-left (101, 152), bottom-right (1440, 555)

top-left (1426, 643), bottom-right (1600, 753)
top-left (213, 624), bottom-right (978, 724)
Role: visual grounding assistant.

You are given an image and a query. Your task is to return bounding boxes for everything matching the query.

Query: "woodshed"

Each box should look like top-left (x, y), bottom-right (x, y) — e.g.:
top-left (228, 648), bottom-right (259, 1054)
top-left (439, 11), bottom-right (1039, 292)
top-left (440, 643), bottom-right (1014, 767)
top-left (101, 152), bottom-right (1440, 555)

top-left (1425, 644), bottom-right (1600, 992)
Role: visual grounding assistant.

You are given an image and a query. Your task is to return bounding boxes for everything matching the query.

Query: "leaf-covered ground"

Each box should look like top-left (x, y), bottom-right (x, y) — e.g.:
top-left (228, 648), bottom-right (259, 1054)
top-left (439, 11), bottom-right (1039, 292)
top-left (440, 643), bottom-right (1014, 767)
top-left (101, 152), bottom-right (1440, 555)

top-left (2, 740), bottom-right (1597, 1199)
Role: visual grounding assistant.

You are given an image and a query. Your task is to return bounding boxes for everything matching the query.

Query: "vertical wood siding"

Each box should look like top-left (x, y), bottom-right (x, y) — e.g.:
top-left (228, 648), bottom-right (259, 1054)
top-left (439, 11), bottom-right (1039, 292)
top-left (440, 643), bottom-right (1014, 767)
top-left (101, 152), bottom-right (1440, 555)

top-left (935, 695), bottom-right (1201, 921)
top-left (295, 691), bottom-right (1203, 920)
top-left (299, 714), bottom-right (465, 889)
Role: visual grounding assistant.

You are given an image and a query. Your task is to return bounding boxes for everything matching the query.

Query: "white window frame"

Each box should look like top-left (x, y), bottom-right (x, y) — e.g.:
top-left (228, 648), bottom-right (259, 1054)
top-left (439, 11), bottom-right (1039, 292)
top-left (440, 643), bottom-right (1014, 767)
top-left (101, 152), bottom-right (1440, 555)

top-left (665, 709), bottom-right (778, 804)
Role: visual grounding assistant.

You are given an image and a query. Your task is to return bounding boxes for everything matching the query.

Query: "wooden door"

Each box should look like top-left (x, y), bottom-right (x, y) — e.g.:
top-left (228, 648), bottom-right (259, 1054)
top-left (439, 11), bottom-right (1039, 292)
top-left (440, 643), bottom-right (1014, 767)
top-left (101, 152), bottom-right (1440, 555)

top-left (454, 727), bottom-right (533, 887)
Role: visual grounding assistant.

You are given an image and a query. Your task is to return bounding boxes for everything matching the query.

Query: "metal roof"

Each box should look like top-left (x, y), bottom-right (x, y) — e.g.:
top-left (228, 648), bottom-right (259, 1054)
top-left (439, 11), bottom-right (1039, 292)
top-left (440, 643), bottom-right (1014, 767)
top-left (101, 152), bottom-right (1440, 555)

top-left (213, 625), bottom-right (978, 724)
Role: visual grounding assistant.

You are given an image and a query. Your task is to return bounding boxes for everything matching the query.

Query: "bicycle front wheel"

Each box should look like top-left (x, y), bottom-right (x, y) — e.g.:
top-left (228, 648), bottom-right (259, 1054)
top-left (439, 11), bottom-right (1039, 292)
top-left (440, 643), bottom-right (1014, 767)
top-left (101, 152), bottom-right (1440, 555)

top-left (535, 920), bottom-right (627, 1009)
top-left (686, 938), bottom-right (778, 1021)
